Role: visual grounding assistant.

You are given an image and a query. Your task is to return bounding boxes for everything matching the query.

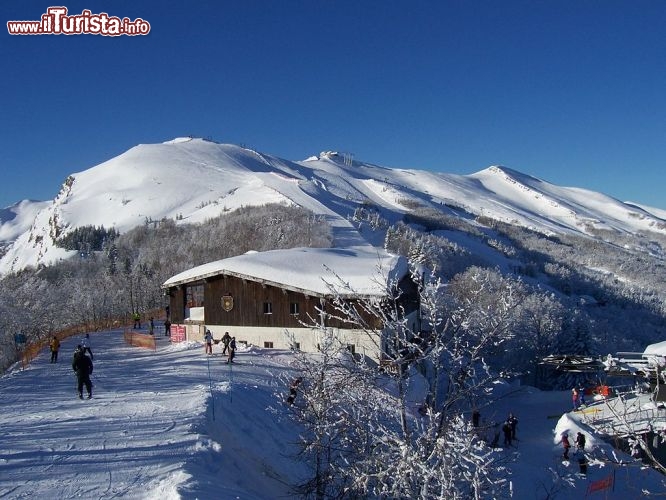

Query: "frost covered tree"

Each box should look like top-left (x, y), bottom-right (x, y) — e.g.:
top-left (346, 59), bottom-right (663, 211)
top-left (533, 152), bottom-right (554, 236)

top-left (508, 291), bottom-right (566, 384)
top-left (285, 261), bottom-right (518, 499)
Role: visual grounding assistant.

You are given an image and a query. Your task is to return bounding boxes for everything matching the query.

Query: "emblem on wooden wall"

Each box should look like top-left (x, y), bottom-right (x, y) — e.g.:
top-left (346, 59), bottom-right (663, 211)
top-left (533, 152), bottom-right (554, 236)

top-left (222, 294), bottom-right (234, 312)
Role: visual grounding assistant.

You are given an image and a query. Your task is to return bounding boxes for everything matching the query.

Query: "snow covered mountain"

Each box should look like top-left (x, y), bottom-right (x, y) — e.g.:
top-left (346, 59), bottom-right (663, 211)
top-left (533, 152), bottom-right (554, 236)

top-left (0, 199), bottom-right (50, 245)
top-left (1, 137), bottom-right (665, 275)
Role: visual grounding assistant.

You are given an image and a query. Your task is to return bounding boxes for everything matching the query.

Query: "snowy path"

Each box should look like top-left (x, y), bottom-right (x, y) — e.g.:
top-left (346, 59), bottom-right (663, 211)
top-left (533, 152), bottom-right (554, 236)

top-left (0, 330), bottom-right (304, 499)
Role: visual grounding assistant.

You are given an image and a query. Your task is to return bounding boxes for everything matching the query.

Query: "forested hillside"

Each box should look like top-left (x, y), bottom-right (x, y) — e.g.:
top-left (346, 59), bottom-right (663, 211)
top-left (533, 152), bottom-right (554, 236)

top-left (0, 204), bottom-right (331, 371)
top-left (2, 200), bottom-right (666, 388)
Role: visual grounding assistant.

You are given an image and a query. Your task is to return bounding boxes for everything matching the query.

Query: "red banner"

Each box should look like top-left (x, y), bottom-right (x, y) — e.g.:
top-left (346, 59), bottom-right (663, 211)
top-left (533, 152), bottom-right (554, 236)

top-left (171, 324), bottom-right (186, 342)
top-left (587, 472), bottom-right (614, 495)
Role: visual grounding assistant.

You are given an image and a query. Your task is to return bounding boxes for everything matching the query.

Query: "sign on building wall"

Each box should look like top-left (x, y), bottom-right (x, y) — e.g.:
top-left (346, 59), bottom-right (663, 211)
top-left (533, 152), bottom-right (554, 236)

top-left (222, 294), bottom-right (234, 312)
top-left (171, 324), bottom-right (186, 343)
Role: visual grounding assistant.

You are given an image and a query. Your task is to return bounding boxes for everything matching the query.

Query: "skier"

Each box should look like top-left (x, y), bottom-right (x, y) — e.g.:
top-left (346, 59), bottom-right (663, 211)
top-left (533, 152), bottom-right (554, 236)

top-left (575, 432), bottom-right (586, 452)
top-left (227, 337), bottom-right (237, 364)
top-left (133, 312), bottom-right (141, 329)
top-left (49, 335), bottom-right (60, 363)
top-left (149, 317), bottom-right (155, 335)
top-left (81, 333), bottom-right (94, 360)
top-left (204, 329), bottom-right (213, 355)
top-left (72, 345), bottom-right (93, 399)
top-left (221, 331), bottom-right (231, 355)
top-left (561, 433), bottom-right (571, 460)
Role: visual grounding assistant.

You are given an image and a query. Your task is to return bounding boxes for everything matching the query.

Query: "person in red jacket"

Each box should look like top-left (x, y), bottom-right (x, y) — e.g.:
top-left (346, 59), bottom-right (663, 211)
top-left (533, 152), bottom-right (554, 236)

top-left (561, 433), bottom-right (571, 460)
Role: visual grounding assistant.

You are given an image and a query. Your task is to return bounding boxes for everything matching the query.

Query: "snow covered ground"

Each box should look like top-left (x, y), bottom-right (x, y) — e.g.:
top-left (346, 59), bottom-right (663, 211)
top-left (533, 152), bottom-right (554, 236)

top-left (1, 328), bottom-right (664, 499)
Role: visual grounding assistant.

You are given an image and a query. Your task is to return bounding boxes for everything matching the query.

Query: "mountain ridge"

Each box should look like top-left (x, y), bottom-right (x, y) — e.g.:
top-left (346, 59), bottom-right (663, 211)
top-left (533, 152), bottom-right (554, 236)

top-left (1, 137), bottom-right (665, 275)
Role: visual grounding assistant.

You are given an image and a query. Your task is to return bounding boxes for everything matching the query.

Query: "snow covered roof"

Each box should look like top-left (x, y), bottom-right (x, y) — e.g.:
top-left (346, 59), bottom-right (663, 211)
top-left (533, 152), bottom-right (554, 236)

top-left (163, 246), bottom-right (409, 299)
top-left (644, 340), bottom-right (666, 357)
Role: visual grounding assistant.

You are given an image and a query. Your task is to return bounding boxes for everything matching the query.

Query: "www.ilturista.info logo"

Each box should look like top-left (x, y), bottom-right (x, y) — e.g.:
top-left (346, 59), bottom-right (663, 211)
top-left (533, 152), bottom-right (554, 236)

top-left (7, 6), bottom-right (151, 36)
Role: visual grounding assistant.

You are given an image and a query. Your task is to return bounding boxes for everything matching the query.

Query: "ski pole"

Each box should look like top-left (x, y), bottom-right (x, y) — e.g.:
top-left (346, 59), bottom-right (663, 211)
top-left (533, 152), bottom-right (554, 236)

top-left (206, 354), bottom-right (215, 421)
top-left (229, 360), bottom-right (233, 404)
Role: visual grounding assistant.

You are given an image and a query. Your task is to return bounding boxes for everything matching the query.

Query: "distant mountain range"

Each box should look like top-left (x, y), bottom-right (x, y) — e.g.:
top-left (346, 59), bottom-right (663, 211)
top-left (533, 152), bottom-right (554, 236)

top-left (2, 137), bottom-right (665, 276)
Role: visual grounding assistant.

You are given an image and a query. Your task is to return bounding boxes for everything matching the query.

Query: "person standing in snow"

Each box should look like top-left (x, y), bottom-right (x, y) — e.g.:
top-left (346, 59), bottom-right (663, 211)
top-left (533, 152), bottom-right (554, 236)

top-left (561, 433), bottom-right (571, 460)
top-left (81, 333), bottom-right (94, 360)
top-left (472, 409), bottom-right (480, 427)
top-left (72, 346), bottom-right (93, 399)
top-left (204, 329), bottom-right (213, 355)
top-left (164, 319), bottom-right (171, 337)
top-left (149, 317), bottom-right (155, 335)
top-left (286, 377), bottom-right (302, 405)
top-left (508, 412), bottom-right (518, 441)
top-left (571, 388), bottom-right (580, 409)
top-left (227, 337), bottom-right (237, 364)
top-left (133, 312), bottom-right (141, 329)
top-left (49, 336), bottom-right (60, 363)
top-left (502, 419), bottom-right (512, 446)
top-left (221, 331), bottom-right (231, 355)
top-left (578, 388), bottom-right (586, 407)
top-left (575, 432), bottom-right (586, 452)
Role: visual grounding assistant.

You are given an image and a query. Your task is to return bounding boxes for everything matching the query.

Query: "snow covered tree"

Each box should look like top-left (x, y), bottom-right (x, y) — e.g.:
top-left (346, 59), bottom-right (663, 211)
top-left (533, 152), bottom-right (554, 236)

top-left (285, 260), bottom-right (518, 499)
top-left (508, 291), bottom-right (565, 384)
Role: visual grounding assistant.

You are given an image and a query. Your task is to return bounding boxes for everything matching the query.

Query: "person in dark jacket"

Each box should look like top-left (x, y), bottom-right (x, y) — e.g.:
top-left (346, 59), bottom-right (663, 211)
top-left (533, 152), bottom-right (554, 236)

top-left (221, 332), bottom-right (232, 355)
top-left (502, 420), bottom-right (512, 446)
top-left (227, 337), bottom-right (237, 364)
top-left (80, 333), bottom-right (93, 360)
top-left (508, 412), bottom-right (518, 440)
top-left (575, 432), bottom-right (586, 452)
top-left (72, 346), bottom-right (93, 399)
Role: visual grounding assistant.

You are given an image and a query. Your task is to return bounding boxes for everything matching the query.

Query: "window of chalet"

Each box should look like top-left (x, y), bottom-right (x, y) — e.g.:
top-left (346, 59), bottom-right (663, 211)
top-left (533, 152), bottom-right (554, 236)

top-left (263, 302), bottom-right (273, 314)
top-left (264, 341), bottom-right (274, 348)
top-left (186, 284), bottom-right (204, 308)
top-left (290, 302), bottom-right (299, 315)
top-left (347, 344), bottom-right (356, 355)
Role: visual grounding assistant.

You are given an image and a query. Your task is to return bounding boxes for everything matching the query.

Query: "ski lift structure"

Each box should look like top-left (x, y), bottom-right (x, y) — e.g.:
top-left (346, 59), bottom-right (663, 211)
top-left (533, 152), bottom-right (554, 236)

top-left (540, 341), bottom-right (666, 402)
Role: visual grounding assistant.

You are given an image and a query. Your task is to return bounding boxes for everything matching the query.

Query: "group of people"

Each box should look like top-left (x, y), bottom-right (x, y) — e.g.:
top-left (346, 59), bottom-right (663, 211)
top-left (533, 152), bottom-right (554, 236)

top-left (476, 410), bottom-right (518, 448)
top-left (561, 431), bottom-right (586, 460)
top-left (204, 329), bottom-right (237, 363)
top-left (132, 313), bottom-right (163, 336)
top-left (502, 413), bottom-right (519, 446)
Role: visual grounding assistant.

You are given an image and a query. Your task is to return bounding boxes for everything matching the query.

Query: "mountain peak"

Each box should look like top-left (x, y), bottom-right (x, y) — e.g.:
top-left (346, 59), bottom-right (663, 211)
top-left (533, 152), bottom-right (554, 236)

top-left (1, 138), bottom-right (665, 275)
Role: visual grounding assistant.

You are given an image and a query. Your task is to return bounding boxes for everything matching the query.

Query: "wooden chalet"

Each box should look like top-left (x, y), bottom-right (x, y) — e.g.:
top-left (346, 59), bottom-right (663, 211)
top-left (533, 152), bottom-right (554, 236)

top-left (162, 247), bottom-right (418, 360)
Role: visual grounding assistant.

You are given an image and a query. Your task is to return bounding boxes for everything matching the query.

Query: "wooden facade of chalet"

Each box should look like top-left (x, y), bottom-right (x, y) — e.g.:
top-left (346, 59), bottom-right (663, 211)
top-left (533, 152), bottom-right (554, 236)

top-left (165, 268), bottom-right (419, 359)
top-left (168, 273), bottom-right (418, 331)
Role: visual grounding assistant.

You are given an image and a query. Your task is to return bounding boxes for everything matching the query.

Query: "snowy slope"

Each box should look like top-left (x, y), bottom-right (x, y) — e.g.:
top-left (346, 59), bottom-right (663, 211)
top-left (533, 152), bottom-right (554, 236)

top-left (0, 199), bottom-right (49, 243)
top-left (2, 138), bottom-right (665, 275)
top-left (1, 328), bottom-right (663, 498)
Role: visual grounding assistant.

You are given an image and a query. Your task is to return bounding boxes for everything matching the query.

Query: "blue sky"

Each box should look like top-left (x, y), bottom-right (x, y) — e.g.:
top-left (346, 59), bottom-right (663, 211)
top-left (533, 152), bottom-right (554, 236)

top-left (2, 1), bottom-right (666, 209)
